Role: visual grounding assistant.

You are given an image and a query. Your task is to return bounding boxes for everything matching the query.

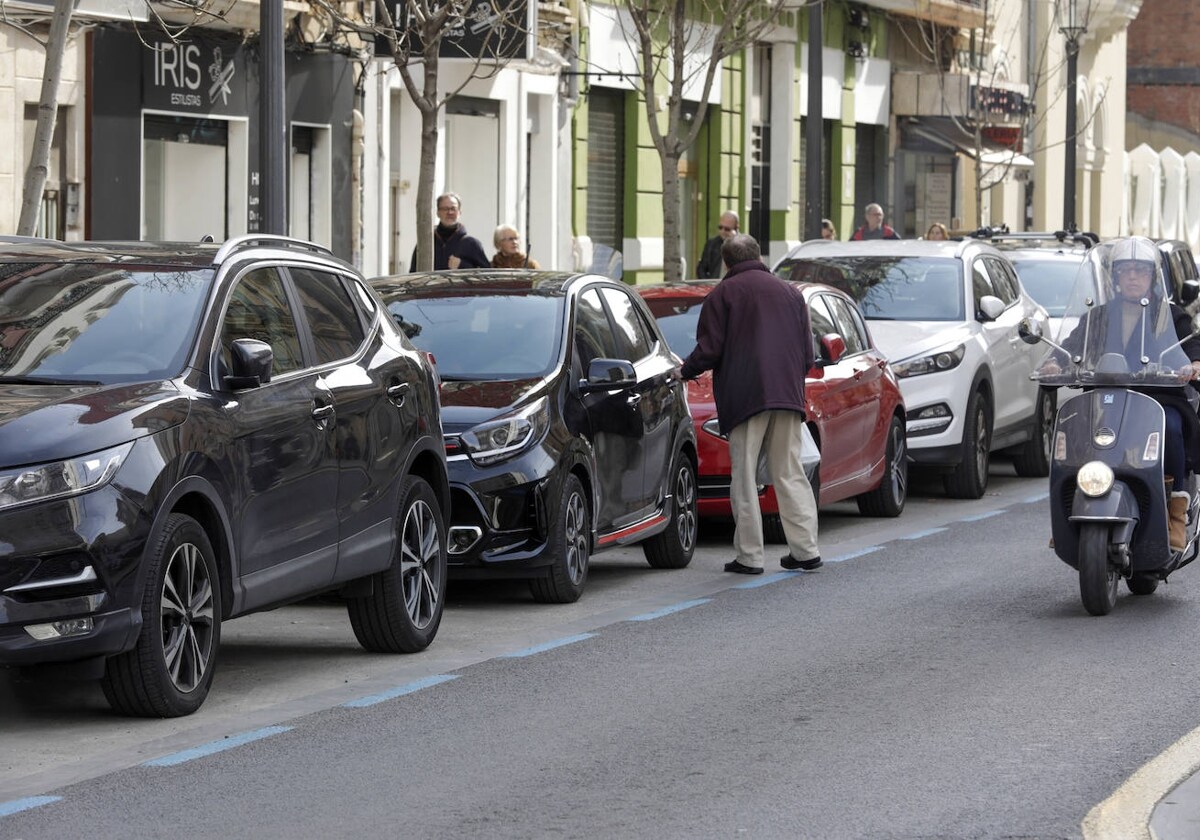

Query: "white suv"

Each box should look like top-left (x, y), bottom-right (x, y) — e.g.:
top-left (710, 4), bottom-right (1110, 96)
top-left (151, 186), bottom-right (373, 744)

top-left (775, 239), bottom-right (1052, 499)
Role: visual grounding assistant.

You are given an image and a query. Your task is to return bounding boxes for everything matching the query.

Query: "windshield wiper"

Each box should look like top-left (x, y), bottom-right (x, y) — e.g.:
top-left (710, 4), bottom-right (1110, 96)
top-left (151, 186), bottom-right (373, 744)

top-left (0, 375), bottom-right (103, 386)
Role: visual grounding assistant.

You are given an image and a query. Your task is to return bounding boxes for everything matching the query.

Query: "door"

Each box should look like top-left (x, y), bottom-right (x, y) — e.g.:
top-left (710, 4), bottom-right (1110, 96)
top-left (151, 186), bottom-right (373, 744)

top-left (573, 287), bottom-right (643, 530)
top-left (446, 96), bottom-right (501, 250)
top-left (217, 267), bottom-right (339, 608)
top-left (824, 294), bottom-right (886, 480)
top-left (974, 257), bottom-right (1028, 431)
top-left (600, 286), bottom-right (674, 518)
top-left (804, 293), bottom-right (862, 491)
top-left (143, 115), bottom-right (228, 241)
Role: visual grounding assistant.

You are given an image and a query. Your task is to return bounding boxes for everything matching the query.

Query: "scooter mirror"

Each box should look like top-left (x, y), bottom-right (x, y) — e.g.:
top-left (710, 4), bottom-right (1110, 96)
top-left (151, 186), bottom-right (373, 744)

top-left (1018, 318), bottom-right (1043, 345)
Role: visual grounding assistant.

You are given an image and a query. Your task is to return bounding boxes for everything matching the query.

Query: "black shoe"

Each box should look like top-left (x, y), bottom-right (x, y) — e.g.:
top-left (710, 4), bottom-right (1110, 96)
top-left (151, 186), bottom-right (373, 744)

top-left (724, 560), bottom-right (764, 575)
top-left (781, 554), bottom-right (822, 571)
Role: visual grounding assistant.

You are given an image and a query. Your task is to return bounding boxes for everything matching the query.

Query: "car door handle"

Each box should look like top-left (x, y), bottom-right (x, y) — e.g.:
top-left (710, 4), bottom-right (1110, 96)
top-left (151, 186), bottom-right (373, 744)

top-left (312, 403), bottom-right (335, 427)
top-left (626, 393), bottom-right (642, 407)
top-left (387, 382), bottom-right (410, 407)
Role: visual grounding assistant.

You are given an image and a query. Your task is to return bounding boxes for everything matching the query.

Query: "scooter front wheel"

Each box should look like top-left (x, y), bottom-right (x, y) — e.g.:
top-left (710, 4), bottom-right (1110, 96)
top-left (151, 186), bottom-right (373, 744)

top-left (1079, 523), bottom-right (1120, 616)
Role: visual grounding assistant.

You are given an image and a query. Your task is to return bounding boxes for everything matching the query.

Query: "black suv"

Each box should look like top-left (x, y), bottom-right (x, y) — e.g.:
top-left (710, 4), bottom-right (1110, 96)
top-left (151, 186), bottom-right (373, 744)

top-left (371, 270), bottom-right (698, 604)
top-left (0, 236), bottom-right (449, 717)
top-left (1156, 239), bottom-right (1200, 314)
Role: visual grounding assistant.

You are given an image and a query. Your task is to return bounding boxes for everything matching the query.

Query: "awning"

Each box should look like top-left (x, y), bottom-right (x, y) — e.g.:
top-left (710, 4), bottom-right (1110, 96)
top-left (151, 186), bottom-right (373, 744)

top-left (901, 117), bottom-right (1033, 169)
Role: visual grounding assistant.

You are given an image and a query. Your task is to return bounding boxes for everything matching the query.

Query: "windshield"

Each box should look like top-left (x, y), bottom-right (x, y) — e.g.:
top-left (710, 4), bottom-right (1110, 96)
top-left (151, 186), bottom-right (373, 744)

top-left (385, 292), bottom-right (564, 379)
top-left (1010, 256), bottom-right (1092, 318)
top-left (777, 256), bottom-right (964, 321)
top-left (641, 296), bottom-right (703, 359)
top-left (0, 262), bottom-right (211, 384)
top-left (1033, 237), bottom-right (1194, 388)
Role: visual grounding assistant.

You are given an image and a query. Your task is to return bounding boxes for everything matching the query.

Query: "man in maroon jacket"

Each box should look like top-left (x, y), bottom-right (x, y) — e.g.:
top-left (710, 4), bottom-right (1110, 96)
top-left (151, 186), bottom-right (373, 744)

top-left (681, 234), bottom-right (822, 574)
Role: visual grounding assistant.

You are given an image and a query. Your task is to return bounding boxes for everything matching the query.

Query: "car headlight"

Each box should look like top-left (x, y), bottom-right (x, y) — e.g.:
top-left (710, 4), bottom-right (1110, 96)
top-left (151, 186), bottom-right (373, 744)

top-left (462, 397), bottom-right (549, 465)
top-left (0, 441), bottom-right (134, 511)
top-left (1077, 460), bottom-right (1115, 497)
top-left (892, 344), bottom-right (966, 378)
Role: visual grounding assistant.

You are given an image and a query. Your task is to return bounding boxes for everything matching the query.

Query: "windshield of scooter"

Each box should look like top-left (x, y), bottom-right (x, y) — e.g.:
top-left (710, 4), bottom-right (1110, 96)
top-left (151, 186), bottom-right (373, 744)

top-left (1033, 236), bottom-right (1196, 388)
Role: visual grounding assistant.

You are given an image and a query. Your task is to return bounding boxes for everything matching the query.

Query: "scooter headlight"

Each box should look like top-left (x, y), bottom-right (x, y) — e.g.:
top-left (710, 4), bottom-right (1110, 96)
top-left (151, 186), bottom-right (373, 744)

top-left (1077, 461), bottom-right (1115, 497)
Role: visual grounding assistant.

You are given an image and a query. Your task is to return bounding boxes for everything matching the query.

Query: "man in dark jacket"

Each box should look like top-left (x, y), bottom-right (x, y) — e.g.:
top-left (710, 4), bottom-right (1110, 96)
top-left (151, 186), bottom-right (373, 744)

top-left (681, 234), bottom-right (822, 574)
top-left (696, 210), bottom-right (739, 279)
top-left (409, 192), bottom-right (489, 271)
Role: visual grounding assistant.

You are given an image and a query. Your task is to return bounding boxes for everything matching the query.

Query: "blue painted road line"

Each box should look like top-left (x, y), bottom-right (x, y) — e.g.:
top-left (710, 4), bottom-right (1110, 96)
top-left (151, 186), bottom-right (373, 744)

top-left (143, 725), bottom-right (293, 767)
top-left (900, 527), bottom-right (948, 540)
top-left (0, 796), bottom-right (61, 817)
top-left (960, 510), bottom-right (1004, 522)
top-left (502, 633), bottom-right (596, 658)
top-left (1024, 491), bottom-right (1050, 503)
top-left (830, 546), bottom-right (883, 562)
top-left (734, 571), bottom-right (795, 589)
top-left (628, 598), bottom-right (711, 621)
top-left (342, 674), bottom-right (460, 708)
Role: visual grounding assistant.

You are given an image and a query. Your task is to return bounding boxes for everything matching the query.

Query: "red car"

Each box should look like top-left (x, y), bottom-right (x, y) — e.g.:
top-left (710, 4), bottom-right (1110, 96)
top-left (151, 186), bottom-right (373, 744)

top-left (638, 280), bottom-right (908, 539)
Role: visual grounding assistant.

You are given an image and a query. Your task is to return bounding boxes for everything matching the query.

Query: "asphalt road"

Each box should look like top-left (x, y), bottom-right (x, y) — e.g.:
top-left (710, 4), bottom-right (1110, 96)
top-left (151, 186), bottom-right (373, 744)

top-left (4, 466), bottom-right (1199, 838)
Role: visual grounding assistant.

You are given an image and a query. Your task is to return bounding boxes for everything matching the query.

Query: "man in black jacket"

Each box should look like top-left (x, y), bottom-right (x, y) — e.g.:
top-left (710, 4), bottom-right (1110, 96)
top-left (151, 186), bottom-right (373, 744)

top-left (681, 234), bottom-right (822, 574)
top-left (410, 192), bottom-right (489, 271)
top-left (696, 211), bottom-right (739, 279)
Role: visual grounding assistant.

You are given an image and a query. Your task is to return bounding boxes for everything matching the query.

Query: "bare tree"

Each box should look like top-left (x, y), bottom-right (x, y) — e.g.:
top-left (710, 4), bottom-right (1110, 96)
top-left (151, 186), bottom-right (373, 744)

top-left (599, 0), bottom-right (791, 282)
top-left (13, 0), bottom-right (72, 236)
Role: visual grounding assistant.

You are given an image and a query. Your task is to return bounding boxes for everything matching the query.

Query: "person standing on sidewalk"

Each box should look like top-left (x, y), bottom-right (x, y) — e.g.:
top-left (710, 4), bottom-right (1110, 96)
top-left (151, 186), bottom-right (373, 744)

top-left (409, 192), bottom-right (489, 271)
top-left (680, 234), bottom-right (822, 574)
top-left (850, 203), bottom-right (900, 241)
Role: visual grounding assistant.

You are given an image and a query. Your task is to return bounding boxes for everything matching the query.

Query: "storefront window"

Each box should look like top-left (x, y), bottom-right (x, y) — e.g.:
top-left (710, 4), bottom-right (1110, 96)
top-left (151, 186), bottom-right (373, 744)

top-left (143, 115), bottom-right (229, 241)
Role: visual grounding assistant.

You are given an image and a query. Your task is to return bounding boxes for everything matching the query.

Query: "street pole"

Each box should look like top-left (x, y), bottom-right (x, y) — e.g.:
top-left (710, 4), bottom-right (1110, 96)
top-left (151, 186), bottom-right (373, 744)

top-left (804, 0), bottom-right (823, 241)
top-left (260, 0), bottom-right (286, 235)
top-left (1061, 0), bottom-right (1085, 231)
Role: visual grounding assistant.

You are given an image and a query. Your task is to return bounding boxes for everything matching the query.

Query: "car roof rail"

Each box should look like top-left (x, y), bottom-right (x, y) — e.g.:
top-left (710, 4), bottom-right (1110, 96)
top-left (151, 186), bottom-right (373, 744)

top-left (966, 225), bottom-right (1098, 249)
top-left (214, 234), bottom-right (335, 263)
top-left (0, 234), bottom-right (63, 247)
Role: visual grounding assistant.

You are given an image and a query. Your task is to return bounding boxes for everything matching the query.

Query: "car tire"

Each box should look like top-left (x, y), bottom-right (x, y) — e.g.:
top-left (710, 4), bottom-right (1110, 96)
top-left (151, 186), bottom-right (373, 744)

top-left (943, 389), bottom-right (991, 500)
top-left (1012, 387), bottom-right (1054, 478)
top-left (101, 513), bottom-right (221, 718)
top-left (857, 415), bottom-right (908, 517)
top-left (530, 473), bottom-right (590, 604)
top-left (643, 451), bottom-right (698, 569)
top-left (348, 475), bottom-right (447, 653)
top-left (763, 513), bottom-right (787, 544)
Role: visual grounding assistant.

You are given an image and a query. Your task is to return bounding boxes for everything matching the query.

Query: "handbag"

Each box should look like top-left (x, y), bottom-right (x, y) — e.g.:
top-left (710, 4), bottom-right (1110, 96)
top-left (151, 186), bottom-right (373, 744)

top-left (756, 424), bottom-right (821, 485)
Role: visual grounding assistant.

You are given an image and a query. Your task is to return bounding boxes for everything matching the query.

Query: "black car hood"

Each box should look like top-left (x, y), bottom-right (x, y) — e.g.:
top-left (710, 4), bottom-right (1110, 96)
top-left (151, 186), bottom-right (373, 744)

top-left (439, 377), bottom-right (547, 432)
top-left (0, 380), bottom-right (189, 467)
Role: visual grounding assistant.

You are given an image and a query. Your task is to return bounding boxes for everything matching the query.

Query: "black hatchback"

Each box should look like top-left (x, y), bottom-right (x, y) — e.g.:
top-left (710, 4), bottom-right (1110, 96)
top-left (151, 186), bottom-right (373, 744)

top-left (0, 236), bottom-right (449, 717)
top-left (370, 270), bottom-right (698, 603)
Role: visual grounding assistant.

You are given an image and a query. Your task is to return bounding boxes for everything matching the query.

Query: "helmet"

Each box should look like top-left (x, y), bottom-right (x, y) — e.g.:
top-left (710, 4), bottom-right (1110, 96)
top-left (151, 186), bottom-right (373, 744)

top-left (1110, 237), bottom-right (1159, 277)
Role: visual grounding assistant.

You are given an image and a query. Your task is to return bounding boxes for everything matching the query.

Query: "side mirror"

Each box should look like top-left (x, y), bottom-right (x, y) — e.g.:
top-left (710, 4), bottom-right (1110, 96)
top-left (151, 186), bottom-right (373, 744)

top-left (225, 338), bottom-right (274, 389)
top-left (978, 295), bottom-right (1005, 321)
top-left (819, 333), bottom-right (846, 365)
top-left (581, 358), bottom-right (637, 392)
top-left (1181, 279), bottom-right (1200, 305)
top-left (1017, 318), bottom-right (1044, 345)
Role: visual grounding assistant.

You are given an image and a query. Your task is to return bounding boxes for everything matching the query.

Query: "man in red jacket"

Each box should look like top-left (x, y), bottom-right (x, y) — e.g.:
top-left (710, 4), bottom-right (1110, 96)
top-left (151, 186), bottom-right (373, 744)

top-left (849, 203), bottom-right (900, 240)
top-left (681, 234), bottom-right (822, 574)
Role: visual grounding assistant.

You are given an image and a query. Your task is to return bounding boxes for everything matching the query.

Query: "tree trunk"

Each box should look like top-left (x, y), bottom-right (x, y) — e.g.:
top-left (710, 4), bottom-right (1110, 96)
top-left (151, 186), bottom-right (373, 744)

top-left (18, 0), bottom-right (73, 237)
top-left (411, 51), bottom-right (441, 273)
top-left (661, 150), bottom-right (683, 283)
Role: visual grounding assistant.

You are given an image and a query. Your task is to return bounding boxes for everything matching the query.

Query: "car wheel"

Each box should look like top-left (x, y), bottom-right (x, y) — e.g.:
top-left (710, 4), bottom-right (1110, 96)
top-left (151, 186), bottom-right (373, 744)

top-left (101, 513), bottom-right (221, 718)
top-left (348, 475), bottom-right (447, 653)
top-left (530, 473), bottom-right (590, 604)
top-left (943, 389), bottom-right (991, 499)
top-left (1013, 387), bottom-right (1054, 478)
top-left (643, 451), bottom-right (698, 569)
top-left (857, 415), bottom-right (908, 517)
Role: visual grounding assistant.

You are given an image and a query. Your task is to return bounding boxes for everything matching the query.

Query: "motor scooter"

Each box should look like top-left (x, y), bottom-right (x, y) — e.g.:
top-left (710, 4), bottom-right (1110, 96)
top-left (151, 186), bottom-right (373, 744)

top-left (1021, 238), bottom-right (1200, 615)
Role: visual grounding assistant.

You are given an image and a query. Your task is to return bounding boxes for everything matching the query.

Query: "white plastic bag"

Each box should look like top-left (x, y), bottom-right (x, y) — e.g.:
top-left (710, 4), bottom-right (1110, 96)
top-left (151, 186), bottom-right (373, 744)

top-left (757, 424), bottom-right (820, 485)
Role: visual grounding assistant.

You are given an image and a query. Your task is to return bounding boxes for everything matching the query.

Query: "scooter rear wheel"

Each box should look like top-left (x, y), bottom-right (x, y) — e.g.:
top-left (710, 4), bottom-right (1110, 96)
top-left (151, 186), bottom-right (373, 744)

top-left (1079, 523), bottom-right (1120, 616)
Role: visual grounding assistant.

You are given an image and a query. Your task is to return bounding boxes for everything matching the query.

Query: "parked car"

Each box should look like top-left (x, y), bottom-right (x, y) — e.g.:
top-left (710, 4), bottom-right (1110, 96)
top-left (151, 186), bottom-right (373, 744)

top-left (0, 235), bottom-right (450, 717)
top-left (637, 279), bottom-right (908, 539)
top-left (968, 229), bottom-right (1097, 338)
top-left (774, 239), bottom-right (1052, 499)
top-left (1156, 239), bottom-right (1200, 315)
top-left (370, 270), bottom-right (698, 604)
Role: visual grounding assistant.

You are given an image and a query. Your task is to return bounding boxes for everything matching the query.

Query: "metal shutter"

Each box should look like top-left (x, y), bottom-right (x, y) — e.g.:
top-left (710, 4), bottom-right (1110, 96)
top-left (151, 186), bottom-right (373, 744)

top-left (586, 88), bottom-right (625, 252)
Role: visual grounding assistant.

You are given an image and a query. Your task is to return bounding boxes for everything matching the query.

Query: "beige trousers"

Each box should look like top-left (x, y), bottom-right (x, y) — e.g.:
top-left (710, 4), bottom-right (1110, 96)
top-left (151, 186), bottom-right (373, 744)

top-left (728, 410), bottom-right (820, 568)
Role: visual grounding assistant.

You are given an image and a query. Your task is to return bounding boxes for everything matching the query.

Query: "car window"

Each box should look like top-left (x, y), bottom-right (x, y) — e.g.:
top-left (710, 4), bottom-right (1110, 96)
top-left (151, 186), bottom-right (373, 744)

top-left (807, 294), bottom-right (839, 357)
top-left (345, 275), bottom-right (379, 320)
top-left (1182, 250), bottom-right (1198, 281)
top-left (290, 267), bottom-right (366, 365)
top-left (643, 295), bottom-right (703, 358)
top-left (787, 256), bottom-right (964, 322)
top-left (824, 295), bottom-right (867, 354)
top-left (600, 287), bottom-right (653, 360)
top-left (575, 288), bottom-right (622, 367)
top-left (219, 267), bottom-right (304, 377)
top-left (972, 259), bottom-right (998, 307)
top-left (1010, 257), bottom-right (1087, 317)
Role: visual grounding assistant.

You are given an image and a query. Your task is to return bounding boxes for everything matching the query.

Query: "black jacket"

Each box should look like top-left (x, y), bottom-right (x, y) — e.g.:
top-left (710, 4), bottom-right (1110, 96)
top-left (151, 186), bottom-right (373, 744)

top-left (410, 224), bottom-right (489, 271)
top-left (696, 235), bottom-right (725, 279)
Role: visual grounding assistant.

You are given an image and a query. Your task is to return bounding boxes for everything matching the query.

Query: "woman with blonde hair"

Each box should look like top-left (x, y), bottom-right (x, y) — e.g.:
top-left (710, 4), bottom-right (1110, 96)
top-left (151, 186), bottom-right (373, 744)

top-left (491, 224), bottom-right (541, 269)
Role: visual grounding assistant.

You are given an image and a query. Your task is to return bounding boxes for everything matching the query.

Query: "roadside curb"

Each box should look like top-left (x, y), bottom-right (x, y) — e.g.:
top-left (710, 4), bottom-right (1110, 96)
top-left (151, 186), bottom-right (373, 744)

top-left (1082, 723), bottom-right (1200, 840)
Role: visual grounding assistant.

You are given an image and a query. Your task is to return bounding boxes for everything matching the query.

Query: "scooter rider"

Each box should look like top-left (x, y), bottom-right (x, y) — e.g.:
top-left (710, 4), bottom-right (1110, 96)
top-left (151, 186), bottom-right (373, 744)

top-left (1043, 236), bottom-right (1200, 550)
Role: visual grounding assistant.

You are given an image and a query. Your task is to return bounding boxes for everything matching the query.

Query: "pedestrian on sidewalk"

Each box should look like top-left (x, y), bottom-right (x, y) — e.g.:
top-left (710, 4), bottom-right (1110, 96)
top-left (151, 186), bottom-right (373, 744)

top-left (410, 192), bottom-right (489, 271)
top-left (490, 224), bottom-right (541, 268)
top-left (850, 203), bottom-right (900, 241)
top-left (680, 233), bottom-right (822, 575)
top-left (696, 210), bottom-right (739, 279)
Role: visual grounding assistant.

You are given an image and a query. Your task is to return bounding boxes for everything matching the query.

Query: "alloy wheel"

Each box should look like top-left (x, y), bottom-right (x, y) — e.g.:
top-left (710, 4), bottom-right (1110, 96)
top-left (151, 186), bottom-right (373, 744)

top-left (399, 498), bottom-right (443, 630)
top-left (674, 464), bottom-right (697, 554)
top-left (564, 491), bottom-right (588, 585)
top-left (160, 542), bottom-right (215, 693)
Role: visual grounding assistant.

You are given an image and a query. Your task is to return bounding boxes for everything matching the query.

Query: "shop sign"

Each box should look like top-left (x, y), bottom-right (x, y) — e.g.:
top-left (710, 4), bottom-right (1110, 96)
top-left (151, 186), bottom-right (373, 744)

top-left (374, 0), bottom-right (530, 60)
top-left (970, 84), bottom-right (1030, 119)
top-left (982, 125), bottom-right (1023, 152)
top-left (142, 35), bottom-right (247, 115)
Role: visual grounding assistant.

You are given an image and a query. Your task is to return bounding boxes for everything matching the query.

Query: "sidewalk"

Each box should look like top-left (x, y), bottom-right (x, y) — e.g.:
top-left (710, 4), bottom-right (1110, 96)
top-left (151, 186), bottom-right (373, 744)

top-left (1151, 770), bottom-right (1200, 839)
